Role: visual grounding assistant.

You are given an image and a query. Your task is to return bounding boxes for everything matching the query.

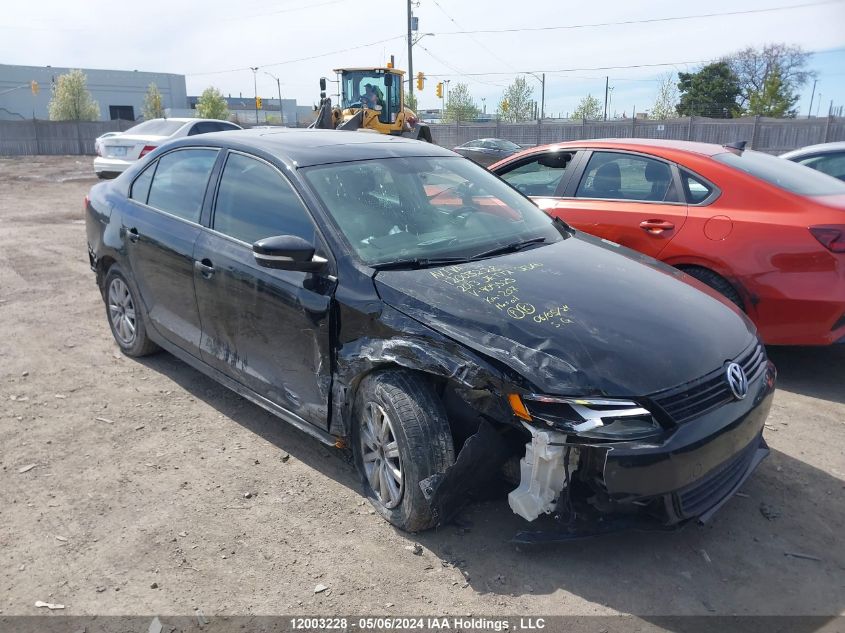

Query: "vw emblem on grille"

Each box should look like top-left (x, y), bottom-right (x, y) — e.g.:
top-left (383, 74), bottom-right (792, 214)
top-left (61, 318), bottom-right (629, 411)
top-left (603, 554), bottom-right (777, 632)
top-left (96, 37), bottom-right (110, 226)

top-left (726, 362), bottom-right (749, 400)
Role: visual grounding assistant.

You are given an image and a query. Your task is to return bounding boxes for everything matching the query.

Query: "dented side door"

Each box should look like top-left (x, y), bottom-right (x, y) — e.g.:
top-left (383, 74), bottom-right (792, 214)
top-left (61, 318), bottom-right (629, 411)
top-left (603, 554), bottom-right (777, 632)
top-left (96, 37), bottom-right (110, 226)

top-left (192, 150), bottom-right (336, 430)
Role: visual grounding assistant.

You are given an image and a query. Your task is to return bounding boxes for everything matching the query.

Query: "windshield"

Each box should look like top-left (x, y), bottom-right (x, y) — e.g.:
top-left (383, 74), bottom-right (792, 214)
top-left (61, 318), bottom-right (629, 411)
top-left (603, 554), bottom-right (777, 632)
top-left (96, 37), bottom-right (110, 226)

top-left (302, 156), bottom-right (564, 266)
top-left (492, 139), bottom-right (521, 151)
top-left (124, 119), bottom-right (186, 136)
top-left (340, 70), bottom-right (401, 123)
top-left (714, 150), bottom-right (845, 196)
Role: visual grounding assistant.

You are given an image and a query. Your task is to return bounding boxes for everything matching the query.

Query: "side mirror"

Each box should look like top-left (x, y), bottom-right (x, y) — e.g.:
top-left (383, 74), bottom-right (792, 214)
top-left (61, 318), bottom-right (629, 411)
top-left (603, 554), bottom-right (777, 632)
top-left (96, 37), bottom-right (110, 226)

top-left (253, 235), bottom-right (328, 273)
top-left (384, 74), bottom-right (393, 87)
top-left (319, 77), bottom-right (327, 91)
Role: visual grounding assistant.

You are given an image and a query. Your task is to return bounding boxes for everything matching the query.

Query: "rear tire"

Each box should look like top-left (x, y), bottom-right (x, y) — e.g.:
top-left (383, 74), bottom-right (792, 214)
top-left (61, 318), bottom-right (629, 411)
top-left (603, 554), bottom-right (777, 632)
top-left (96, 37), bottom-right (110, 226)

top-left (679, 265), bottom-right (744, 311)
top-left (352, 370), bottom-right (455, 532)
top-left (103, 264), bottom-right (160, 357)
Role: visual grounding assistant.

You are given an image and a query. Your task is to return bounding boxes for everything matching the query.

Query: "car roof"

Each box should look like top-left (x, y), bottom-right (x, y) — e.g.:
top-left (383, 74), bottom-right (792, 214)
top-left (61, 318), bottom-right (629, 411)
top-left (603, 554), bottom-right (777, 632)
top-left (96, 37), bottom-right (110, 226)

top-left (186, 128), bottom-right (455, 167)
top-left (139, 117), bottom-right (237, 125)
top-left (780, 141), bottom-right (845, 158)
top-left (537, 138), bottom-right (731, 156)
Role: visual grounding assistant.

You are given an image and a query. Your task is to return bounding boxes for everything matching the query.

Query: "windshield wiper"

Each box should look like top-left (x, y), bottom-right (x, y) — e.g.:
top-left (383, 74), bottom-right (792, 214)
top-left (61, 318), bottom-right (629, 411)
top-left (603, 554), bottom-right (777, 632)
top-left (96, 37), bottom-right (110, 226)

top-left (469, 236), bottom-right (547, 261)
top-left (371, 256), bottom-right (471, 271)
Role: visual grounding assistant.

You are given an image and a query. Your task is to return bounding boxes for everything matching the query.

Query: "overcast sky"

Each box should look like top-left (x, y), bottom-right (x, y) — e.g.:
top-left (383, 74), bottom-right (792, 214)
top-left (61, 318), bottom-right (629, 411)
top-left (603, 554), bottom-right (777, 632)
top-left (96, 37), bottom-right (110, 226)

top-left (3, 0), bottom-right (844, 117)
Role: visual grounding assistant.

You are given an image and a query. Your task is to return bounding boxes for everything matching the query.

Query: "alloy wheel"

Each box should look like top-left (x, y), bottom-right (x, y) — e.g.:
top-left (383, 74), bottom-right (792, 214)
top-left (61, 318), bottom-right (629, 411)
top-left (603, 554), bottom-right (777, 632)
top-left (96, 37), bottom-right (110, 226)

top-left (108, 277), bottom-right (137, 346)
top-left (360, 401), bottom-right (404, 509)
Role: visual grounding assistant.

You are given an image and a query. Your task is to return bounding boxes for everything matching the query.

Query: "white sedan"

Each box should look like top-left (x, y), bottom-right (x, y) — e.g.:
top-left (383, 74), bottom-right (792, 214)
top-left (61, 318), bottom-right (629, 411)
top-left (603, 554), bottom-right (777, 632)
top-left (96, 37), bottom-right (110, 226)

top-left (93, 118), bottom-right (242, 179)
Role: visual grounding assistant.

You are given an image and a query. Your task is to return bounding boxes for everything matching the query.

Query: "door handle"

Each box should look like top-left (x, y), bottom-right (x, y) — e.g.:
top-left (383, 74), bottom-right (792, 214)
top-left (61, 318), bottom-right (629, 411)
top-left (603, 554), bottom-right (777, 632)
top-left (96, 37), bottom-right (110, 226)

top-left (639, 219), bottom-right (675, 234)
top-left (194, 258), bottom-right (215, 279)
top-left (127, 227), bottom-right (140, 243)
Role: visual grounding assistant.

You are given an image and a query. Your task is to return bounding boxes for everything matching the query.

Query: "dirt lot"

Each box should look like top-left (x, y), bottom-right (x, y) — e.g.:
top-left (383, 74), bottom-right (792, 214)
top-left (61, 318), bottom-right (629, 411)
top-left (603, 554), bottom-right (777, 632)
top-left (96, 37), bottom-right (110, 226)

top-left (1, 156), bottom-right (843, 620)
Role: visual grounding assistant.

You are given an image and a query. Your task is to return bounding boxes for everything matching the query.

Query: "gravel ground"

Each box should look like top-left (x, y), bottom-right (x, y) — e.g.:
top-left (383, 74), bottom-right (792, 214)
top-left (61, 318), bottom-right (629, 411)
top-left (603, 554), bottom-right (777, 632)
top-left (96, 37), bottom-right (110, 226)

top-left (1, 156), bottom-right (843, 620)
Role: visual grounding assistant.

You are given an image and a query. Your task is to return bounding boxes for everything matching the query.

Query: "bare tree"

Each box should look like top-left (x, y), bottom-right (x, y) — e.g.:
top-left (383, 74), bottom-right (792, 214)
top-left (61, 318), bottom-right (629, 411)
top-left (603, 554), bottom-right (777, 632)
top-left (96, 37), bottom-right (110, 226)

top-left (650, 72), bottom-right (679, 120)
top-left (728, 43), bottom-right (813, 110)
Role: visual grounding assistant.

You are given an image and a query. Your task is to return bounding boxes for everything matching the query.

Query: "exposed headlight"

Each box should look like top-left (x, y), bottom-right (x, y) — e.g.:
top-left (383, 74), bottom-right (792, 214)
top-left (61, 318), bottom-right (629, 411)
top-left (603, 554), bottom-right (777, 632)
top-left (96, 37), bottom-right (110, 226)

top-left (508, 394), bottom-right (662, 440)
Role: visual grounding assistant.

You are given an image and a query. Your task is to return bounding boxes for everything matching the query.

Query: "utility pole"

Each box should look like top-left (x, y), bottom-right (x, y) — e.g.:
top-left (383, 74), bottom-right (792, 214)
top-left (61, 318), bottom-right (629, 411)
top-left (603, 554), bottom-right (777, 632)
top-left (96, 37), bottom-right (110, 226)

top-left (540, 73), bottom-right (545, 120)
top-left (807, 78), bottom-right (817, 119)
top-left (603, 76), bottom-right (609, 121)
top-left (250, 67), bottom-right (259, 124)
top-left (406, 0), bottom-right (414, 102)
top-left (265, 71), bottom-right (283, 125)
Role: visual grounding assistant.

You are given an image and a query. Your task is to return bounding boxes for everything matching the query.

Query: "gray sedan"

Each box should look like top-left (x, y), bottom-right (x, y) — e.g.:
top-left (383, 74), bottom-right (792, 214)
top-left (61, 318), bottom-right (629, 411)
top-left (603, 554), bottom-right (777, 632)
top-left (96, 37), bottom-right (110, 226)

top-left (781, 142), bottom-right (845, 182)
top-left (453, 138), bottom-right (522, 167)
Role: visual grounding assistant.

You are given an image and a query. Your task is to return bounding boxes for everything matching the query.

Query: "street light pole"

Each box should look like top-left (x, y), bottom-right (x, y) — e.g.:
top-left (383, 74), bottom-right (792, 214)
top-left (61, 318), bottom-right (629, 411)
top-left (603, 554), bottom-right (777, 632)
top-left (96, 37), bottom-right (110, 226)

top-left (603, 75), bottom-right (609, 121)
top-left (250, 67), bottom-right (259, 124)
top-left (525, 72), bottom-right (546, 120)
top-left (265, 71), bottom-right (283, 125)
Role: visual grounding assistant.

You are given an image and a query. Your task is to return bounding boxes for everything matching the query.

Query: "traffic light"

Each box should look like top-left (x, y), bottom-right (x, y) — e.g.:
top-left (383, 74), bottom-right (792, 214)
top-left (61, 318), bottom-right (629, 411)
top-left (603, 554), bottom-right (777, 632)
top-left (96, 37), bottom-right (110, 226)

top-left (255, 96), bottom-right (263, 110)
top-left (416, 72), bottom-right (424, 91)
top-left (31, 80), bottom-right (39, 95)
top-left (435, 82), bottom-right (443, 99)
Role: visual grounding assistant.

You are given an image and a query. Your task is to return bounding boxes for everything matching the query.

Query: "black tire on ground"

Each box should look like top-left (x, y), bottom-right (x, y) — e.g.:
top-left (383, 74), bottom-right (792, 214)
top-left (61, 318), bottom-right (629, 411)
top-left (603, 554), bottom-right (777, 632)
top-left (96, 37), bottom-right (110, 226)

top-left (103, 264), bottom-right (160, 357)
top-left (352, 370), bottom-right (455, 532)
top-left (679, 265), bottom-right (744, 311)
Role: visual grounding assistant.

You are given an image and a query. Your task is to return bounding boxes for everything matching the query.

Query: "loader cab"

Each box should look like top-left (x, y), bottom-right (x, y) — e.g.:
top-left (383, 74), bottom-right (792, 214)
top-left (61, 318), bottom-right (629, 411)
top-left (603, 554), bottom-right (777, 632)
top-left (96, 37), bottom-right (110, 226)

top-left (337, 68), bottom-right (402, 125)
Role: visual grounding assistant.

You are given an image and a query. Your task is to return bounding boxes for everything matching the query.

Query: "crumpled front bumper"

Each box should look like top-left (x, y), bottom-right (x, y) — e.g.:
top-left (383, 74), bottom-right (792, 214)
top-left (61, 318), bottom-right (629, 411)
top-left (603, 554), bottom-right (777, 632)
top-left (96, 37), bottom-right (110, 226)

top-left (512, 360), bottom-right (776, 544)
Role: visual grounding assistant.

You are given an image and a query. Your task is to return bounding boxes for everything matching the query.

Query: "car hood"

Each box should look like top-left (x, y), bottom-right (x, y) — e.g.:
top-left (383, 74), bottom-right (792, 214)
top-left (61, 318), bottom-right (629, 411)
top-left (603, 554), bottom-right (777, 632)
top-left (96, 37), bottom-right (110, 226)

top-left (374, 233), bottom-right (756, 396)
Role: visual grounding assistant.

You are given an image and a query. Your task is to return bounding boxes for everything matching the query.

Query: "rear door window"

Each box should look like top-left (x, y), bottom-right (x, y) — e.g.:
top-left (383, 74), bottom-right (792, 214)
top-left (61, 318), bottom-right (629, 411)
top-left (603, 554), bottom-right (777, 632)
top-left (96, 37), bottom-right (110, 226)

top-left (212, 153), bottom-right (316, 244)
top-left (146, 149), bottom-right (218, 222)
top-left (130, 162), bottom-right (156, 204)
top-left (498, 151), bottom-right (575, 196)
top-left (576, 151), bottom-right (677, 202)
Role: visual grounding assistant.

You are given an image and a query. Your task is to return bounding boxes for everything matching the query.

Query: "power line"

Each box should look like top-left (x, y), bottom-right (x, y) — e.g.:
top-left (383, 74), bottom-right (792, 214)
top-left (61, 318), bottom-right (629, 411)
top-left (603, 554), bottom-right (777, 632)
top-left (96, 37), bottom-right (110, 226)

top-left (427, 0), bottom-right (518, 72)
top-left (186, 35), bottom-right (406, 76)
top-left (416, 44), bottom-right (509, 89)
top-left (426, 59), bottom-right (712, 78)
top-left (431, 0), bottom-right (844, 35)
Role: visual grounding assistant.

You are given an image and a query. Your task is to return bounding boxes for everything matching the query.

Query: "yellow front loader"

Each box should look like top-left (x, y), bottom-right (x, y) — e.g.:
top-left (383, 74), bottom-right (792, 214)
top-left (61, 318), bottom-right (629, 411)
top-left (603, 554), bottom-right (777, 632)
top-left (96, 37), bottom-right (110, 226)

top-left (309, 67), bottom-right (433, 142)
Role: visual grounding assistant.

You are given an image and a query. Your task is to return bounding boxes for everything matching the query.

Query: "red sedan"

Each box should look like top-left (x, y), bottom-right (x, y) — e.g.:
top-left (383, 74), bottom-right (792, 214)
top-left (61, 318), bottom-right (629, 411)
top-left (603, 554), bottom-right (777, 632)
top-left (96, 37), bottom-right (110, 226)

top-left (489, 139), bottom-right (845, 346)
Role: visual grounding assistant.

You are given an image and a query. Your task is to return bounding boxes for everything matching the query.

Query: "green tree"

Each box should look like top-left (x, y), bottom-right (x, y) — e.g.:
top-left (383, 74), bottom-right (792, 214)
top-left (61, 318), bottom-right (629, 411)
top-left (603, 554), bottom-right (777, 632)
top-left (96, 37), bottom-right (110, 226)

top-left (571, 94), bottom-right (603, 120)
top-left (443, 83), bottom-right (479, 123)
top-left (498, 76), bottom-right (534, 122)
top-left (406, 92), bottom-right (418, 112)
top-left (195, 86), bottom-right (229, 120)
top-left (142, 83), bottom-right (165, 119)
top-left (728, 44), bottom-right (812, 113)
top-left (746, 69), bottom-right (799, 117)
top-left (676, 62), bottom-right (741, 118)
top-left (47, 69), bottom-right (100, 121)
top-left (650, 72), bottom-right (679, 120)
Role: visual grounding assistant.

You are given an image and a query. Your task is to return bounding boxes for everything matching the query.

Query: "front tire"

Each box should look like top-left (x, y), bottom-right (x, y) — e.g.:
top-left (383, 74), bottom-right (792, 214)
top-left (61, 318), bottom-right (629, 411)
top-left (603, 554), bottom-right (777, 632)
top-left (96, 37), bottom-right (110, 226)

top-left (679, 265), bottom-right (744, 311)
top-left (103, 264), bottom-right (159, 357)
top-left (352, 371), bottom-right (455, 532)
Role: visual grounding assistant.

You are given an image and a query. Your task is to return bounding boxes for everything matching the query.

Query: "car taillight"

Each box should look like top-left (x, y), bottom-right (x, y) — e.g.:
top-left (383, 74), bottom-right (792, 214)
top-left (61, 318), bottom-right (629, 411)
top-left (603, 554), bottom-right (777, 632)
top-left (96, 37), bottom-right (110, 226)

top-left (139, 145), bottom-right (157, 158)
top-left (810, 225), bottom-right (845, 253)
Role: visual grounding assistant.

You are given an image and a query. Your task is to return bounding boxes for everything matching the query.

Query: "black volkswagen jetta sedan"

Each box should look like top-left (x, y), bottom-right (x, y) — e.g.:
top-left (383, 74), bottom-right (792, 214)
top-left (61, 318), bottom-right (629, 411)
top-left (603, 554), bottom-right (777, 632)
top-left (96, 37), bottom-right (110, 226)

top-left (85, 129), bottom-right (775, 539)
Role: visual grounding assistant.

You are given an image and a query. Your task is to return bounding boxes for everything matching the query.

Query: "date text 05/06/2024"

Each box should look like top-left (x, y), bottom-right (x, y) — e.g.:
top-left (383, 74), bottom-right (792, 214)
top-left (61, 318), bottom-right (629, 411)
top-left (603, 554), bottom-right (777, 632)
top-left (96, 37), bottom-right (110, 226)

top-left (289, 617), bottom-right (547, 630)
